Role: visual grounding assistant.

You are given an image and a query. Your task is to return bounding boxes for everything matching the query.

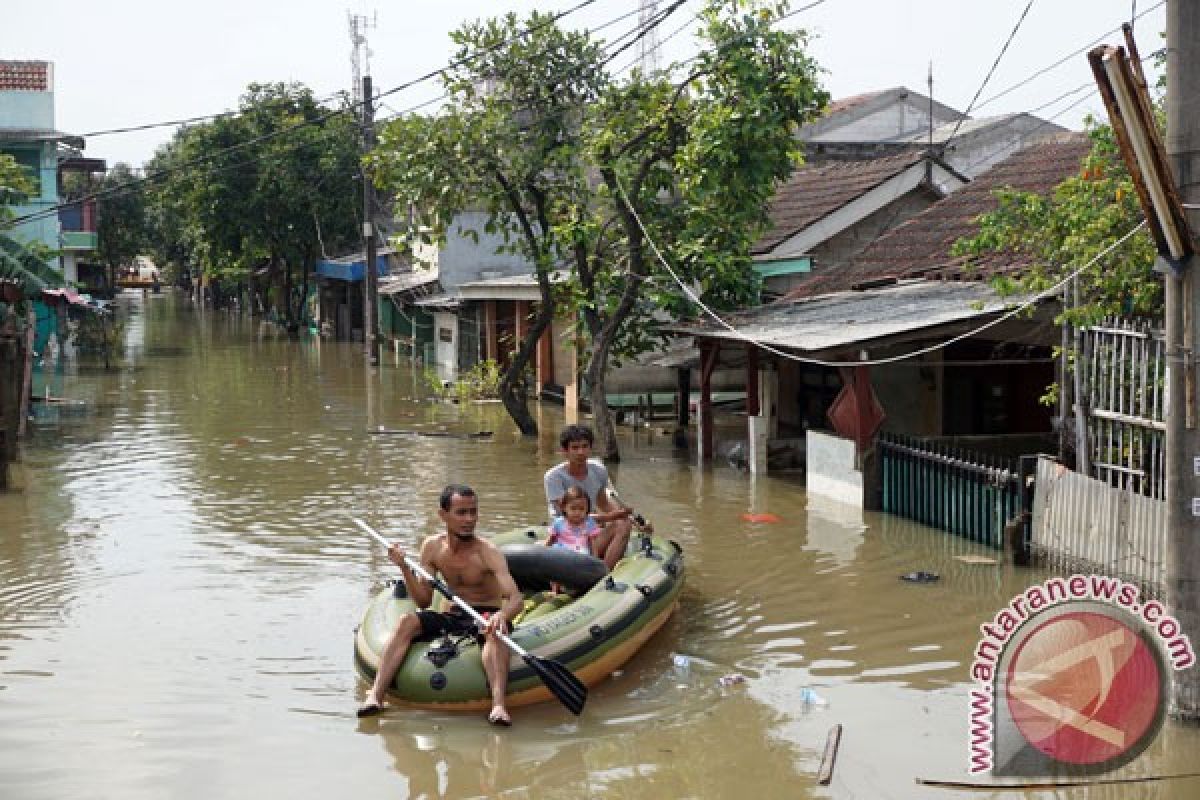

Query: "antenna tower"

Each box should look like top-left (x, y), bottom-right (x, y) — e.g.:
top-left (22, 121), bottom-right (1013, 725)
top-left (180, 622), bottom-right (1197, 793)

top-left (638, 0), bottom-right (661, 75)
top-left (349, 11), bottom-right (377, 113)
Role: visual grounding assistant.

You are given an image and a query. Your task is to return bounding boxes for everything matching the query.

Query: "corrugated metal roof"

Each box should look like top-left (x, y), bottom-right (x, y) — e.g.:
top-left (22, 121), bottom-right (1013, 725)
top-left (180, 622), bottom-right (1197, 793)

top-left (378, 270), bottom-right (437, 295)
top-left (679, 280), bottom-right (1027, 355)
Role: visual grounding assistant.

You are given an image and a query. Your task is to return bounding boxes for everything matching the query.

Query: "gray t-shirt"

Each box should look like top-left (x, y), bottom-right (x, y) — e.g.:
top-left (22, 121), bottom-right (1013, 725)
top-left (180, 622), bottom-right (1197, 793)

top-left (544, 459), bottom-right (612, 519)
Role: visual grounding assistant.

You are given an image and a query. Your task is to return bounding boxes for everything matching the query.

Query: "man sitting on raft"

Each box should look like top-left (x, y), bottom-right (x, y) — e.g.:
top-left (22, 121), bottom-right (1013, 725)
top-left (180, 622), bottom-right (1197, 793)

top-left (543, 424), bottom-right (652, 570)
top-left (357, 484), bottom-right (523, 726)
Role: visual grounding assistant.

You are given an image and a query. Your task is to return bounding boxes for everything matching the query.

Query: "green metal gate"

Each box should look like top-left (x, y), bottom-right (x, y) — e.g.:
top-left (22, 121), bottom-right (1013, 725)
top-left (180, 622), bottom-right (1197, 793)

top-left (879, 433), bottom-right (1022, 548)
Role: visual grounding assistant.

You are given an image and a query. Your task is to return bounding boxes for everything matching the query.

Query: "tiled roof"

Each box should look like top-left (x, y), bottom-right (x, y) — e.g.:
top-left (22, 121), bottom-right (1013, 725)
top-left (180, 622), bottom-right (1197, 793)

top-left (822, 89), bottom-right (892, 118)
top-left (0, 61), bottom-right (50, 91)
top-left (782, 133), bottom-right (1091, 300)
top-left (754, 151), bottom-right (927, 254)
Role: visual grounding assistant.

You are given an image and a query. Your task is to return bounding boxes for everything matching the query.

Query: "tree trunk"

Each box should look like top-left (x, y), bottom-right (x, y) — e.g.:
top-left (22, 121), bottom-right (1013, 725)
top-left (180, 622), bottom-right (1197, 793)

top-left (585, 343), bottom-right (620, 460)
top-left (499, 299), bottom-right (554, 436)
top-left (296, 250), bottom-right (311, 330)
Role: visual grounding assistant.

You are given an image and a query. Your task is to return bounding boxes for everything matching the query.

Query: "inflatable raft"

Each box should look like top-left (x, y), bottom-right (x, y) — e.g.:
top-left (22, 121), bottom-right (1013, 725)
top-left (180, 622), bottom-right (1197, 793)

top-left (354, 527), bottom-right (684, 711)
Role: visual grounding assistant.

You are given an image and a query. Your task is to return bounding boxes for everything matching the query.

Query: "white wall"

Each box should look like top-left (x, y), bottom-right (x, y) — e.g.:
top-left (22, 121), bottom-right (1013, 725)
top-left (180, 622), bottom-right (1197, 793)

top-left (806, 430), bottom-right (862, 507)
top-left (433, 311), bottom-right (458, 381)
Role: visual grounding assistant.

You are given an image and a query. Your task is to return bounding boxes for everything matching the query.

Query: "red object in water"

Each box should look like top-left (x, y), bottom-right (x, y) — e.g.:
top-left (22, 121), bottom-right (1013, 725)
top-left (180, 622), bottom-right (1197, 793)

top-left (741, 513), bottom-right (781, 523)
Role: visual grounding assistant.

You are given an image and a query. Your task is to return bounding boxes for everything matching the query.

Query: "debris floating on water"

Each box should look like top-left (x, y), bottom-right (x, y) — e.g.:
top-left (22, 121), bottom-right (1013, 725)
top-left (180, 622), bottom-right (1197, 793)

top-left (800, 687), bottom-right (828, 707)
top-left (900, 571), bottom-right (940, 583)
top-left (741, 513), bottom-right (781, 523)
top-left (717, 673), bottom-right (746, 688)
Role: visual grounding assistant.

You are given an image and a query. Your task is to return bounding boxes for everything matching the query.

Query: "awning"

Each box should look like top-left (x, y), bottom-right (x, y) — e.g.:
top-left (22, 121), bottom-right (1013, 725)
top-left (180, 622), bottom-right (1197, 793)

top-left (315, 252), bottom-right (389, 282)
top-left (379, 270), bottom-right (439, 296)
top-left (671, 279), bottom-right (1035, 357)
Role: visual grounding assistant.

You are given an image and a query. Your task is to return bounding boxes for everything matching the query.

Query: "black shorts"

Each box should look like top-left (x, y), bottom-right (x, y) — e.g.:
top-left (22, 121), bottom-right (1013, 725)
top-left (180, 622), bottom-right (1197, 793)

top-left (415, 607), bottom-right (501, 644)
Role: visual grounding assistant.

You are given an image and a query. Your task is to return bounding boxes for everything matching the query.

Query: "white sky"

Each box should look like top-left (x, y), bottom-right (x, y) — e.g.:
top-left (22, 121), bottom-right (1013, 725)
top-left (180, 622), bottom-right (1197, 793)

top-left (0, 0), bottom-right (1167, 168)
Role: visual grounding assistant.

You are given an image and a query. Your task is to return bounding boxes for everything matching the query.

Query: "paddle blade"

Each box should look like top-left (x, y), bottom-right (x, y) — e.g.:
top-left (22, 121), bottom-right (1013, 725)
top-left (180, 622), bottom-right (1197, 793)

top-left (523, 653), bottom-right (587, 715)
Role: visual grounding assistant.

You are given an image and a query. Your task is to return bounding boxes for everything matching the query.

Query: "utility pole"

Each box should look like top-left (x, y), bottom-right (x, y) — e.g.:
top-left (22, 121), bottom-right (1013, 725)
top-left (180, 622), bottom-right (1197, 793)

top-left (350, 12), bottom-right (380, 365)
top-left (1167, 0), bottom-right (1200, 719)
top-left (362, 73), bottom-right (379, 366)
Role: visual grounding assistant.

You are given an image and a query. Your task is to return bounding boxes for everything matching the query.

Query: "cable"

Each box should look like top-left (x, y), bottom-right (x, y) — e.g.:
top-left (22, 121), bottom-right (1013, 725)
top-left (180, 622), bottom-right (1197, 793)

top-left (75, 90), bottom-right (347, 139)
top-left (972, 0), bottom-right (1163, 114)
top-left (943, 0), bottom-right (1037, 150)
top-left (5, 0), bottom-right (605, 228)
top-left (613, 175), bottom-right (1146, 368)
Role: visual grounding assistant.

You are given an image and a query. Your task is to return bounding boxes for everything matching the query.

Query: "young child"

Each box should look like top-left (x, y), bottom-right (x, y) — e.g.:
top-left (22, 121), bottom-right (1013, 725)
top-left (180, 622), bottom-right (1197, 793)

top-left (546, 486), bottom-right (601, 556)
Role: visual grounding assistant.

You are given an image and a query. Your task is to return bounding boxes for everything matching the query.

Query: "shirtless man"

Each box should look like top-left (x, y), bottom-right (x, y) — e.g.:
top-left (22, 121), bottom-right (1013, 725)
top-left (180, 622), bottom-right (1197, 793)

top-left (357, 484), bottom-right (523, 726)
top-left (543, 424), bottom-right (652, 570)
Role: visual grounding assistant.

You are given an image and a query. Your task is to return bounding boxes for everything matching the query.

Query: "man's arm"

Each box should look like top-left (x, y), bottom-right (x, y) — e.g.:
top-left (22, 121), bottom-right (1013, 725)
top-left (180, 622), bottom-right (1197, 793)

top-left (482, 542), bottom-right (523, 633)
top-left (394, 536), bottom-right (436, 610)
top-left (543, 467), bottom-right (565, 518)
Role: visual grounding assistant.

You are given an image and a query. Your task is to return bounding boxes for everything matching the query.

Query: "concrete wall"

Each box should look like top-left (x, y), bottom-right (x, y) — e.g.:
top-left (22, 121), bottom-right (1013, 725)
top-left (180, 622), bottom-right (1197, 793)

top-left (874, 357), bottom-right (941, 437)
top-left (438, 211), bottom-right (535, 288)
top-left (0, 90), bottom-right (54, 129)
top-left (806, 429), bottom-right (862, 506)
top-left (807, 97), bottom-right (955, 144)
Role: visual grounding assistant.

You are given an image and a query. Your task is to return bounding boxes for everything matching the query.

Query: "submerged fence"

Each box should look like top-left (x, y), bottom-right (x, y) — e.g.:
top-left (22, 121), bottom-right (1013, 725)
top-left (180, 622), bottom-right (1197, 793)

top-left (878, 433), bottom-right (1023, 548)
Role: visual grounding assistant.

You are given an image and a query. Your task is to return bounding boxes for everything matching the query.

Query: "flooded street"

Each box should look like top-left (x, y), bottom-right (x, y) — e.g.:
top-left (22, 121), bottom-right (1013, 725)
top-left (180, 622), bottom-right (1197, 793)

top-left (2, 293), bottom-right (1198, 799)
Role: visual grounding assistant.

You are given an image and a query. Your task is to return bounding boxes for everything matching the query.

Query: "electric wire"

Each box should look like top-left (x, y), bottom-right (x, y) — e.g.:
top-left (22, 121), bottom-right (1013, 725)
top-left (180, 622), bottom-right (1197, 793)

top-left (943, 0), bottom-right (1038, 150)
top-left (6, 0), bottom-right (603, 228)
top-left (613, 175), bottom-right (1147, 368)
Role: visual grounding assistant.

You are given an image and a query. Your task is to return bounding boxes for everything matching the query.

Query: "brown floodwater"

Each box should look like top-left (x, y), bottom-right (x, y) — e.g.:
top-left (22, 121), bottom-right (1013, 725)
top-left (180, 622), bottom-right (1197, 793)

top-left (1, 293), bottom-right (1197, 799)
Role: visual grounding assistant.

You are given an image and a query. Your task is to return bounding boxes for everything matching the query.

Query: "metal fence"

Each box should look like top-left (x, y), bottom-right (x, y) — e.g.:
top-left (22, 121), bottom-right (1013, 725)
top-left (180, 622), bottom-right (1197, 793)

top-left (1031, 456), bottom-right (1166, 595)
top-left (879, 433), bottom-right (1022, 548)
top-left (1076, 317), bottom-right (1165, 498)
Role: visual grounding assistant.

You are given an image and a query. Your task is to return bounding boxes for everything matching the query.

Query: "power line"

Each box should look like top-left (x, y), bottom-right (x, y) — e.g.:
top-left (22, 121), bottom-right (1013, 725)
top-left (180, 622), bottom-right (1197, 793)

top-left (5, 0), bottom-right (604, 229)
top-left (615, 172), bottom-right (1147, 368)
top-left (972, 0), bottom-right (1163, 114)
top-left (943, 0), bottom-right (1038, 151)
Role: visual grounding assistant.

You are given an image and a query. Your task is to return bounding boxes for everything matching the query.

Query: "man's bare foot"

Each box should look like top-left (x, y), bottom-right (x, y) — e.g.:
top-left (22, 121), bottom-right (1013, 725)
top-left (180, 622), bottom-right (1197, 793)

top-left (487, 706), bottom-right (512, 727)
top-left (357, 694), bottom-right (385, 718)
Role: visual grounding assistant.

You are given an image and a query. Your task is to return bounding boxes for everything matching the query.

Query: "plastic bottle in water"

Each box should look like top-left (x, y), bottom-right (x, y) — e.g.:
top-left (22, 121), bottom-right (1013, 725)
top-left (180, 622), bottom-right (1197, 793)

top-left (672, 654), bottom-right (691, 677)
top-left (799, 687), bottom-right (828, 707)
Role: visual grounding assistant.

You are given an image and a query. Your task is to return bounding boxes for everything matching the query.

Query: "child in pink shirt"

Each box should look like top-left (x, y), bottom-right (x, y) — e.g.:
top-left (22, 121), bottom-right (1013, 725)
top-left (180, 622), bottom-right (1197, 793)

top-left (546, 486), bottom-right (601, 556)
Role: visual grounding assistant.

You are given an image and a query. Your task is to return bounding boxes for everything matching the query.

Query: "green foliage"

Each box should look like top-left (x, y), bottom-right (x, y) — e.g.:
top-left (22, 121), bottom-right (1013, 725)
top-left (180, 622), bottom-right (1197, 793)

top-left (953, 117), bottom-right (1160, 326)
top-left (94, 163), bottom-right (149, 272)
top-left (423, 359), bottom-right (504, 402)
top-left (72, 310), bottom-right (125, 358)
top-left (0, 153), bottom-right (36, 214)
top-left (143, 83), bottom-right (361, 316)
top-left (373, 1), bottom-right (828, 448)
top-left (0, 234), bottom-right (63, 294)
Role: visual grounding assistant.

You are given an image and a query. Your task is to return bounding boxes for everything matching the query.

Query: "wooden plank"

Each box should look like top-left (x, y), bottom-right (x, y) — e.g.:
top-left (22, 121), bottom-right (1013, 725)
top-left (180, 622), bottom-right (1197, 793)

top-left (817, 723), bottom-right (842, 786)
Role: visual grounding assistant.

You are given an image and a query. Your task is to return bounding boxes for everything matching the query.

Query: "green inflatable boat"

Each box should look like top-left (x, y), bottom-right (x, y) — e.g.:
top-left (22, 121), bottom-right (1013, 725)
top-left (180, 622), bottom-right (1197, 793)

top-left (354, 527), bottom-right (685, 712)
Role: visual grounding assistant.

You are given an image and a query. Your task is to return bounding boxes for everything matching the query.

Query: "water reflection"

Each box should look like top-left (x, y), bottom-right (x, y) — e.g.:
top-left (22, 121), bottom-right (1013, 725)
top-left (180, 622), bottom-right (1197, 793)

top-left (1, 292), bottom-right (1198, 799)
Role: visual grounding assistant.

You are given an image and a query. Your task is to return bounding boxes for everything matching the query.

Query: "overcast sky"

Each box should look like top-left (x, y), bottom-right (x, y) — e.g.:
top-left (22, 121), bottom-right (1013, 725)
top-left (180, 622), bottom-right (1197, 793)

top-left (1, 0), bottom-right (1167, 168)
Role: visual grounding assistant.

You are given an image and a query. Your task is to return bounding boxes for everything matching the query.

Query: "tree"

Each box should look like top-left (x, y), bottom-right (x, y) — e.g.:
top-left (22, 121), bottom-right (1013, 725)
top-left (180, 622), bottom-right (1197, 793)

top-left (93, 163), bottom-right (148, 290)
top-left (143, 83), bottom-right (360, 323)
top-left (953, 118), bottom-right (1159, 327)
top-left (571, 1), bottom-right (827, 456)
top-left (374, 1), bottom-right (827, 456)
top-left (373, 12), bottom-right (607, 434)
top-left (0, 152), bottom-right (35, 216)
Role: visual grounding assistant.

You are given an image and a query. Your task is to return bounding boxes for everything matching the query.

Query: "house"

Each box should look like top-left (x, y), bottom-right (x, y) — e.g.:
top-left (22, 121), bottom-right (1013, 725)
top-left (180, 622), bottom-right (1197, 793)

top-left (753, 151), bottom-right (968, 297)
top-left (314, 248), bottom-right (399, 340)
top-left (797, 86), bottom-right (1065, 178)
top-left (798, 87), bottom-right (963, 157)
top-left (0, 61), bottom-right (103, 284)
top-left (377, 210), bottom-right (568, 386)
top-left (673, 133), bottom-right (1092, 491)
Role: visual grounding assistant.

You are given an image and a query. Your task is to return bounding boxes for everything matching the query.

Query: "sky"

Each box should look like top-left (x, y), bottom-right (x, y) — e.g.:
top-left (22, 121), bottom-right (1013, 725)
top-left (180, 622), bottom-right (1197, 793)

top-left (1, 0), bottom-right (1168, 169)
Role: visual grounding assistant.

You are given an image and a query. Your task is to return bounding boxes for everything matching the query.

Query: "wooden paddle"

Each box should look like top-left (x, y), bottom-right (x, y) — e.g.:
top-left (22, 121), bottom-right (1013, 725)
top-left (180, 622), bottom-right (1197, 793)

top-left (353, 518), bottom-right (587, 716)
